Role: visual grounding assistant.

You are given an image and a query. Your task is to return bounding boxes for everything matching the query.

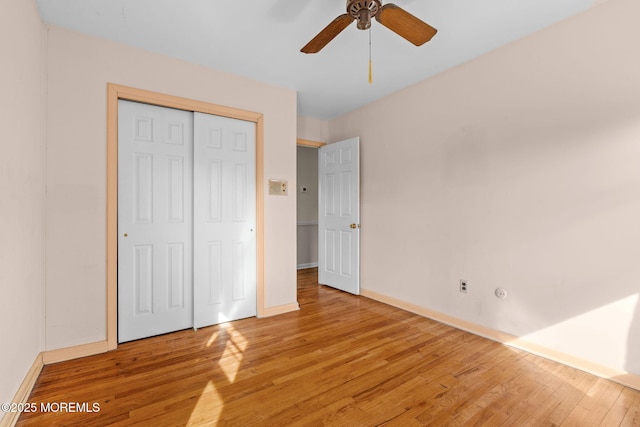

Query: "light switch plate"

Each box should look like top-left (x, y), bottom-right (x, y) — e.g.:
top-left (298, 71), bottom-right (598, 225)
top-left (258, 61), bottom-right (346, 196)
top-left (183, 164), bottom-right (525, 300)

top-left (268, 179), bottom-right (288, 195)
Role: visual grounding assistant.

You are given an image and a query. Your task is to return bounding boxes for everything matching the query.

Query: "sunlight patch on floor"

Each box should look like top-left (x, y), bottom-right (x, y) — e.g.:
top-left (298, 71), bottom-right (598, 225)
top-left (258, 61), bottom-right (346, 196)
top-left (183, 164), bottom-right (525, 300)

top-left (189, 324), bottom-right (249, 424)
top-left (206, 331), bottom-right (219, 347)
top-left (218, 323), bottom-right (248, 383)
top-left (187, 381), bottom-right (225, 426)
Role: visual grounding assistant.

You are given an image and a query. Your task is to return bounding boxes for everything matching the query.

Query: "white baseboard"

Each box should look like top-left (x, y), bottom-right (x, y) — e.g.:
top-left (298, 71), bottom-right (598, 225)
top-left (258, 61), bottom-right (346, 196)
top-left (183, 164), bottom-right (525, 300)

top-left (0, 353), bottom-right (44, 427)
top-left (360, 288), bottom-right (640, 391)
top-left (297, 262), bottom-right (318, 270)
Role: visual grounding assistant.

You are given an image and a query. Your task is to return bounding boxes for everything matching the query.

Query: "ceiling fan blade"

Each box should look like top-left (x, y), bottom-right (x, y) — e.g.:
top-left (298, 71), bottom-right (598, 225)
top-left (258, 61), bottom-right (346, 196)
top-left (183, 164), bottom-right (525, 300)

top-left (375, 4), bottom-right (437, 46)
top-left (301, 14), bottom-right (354, 54)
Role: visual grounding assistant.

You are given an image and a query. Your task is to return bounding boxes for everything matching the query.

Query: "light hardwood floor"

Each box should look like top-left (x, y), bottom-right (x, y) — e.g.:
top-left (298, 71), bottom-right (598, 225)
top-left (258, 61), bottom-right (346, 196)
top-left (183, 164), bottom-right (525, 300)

top-left (18, 268), bottom-right (640, 426)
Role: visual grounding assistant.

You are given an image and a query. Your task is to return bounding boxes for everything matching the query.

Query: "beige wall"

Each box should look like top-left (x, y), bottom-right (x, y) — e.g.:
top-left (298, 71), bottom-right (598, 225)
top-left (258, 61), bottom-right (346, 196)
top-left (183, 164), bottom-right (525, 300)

top-left (45, 26), bottom-right (298, 350)
top-left (297, 116), bottom-right (329, 143)
top-left (330, 0), bottom-right (640, 375)
top-left (0, 0), bottom-right (46, 408)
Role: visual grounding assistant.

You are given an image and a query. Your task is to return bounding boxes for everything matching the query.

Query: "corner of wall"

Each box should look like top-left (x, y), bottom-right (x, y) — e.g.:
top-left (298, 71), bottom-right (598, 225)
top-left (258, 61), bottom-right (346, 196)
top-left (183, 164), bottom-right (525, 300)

top-left (0, 354), bottom-right (44, 427)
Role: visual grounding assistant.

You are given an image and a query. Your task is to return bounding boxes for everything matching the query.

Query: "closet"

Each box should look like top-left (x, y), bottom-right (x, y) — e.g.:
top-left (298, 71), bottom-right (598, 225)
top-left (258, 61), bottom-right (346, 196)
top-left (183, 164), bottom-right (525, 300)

top-left (117, 100), bottom-right (256, 342)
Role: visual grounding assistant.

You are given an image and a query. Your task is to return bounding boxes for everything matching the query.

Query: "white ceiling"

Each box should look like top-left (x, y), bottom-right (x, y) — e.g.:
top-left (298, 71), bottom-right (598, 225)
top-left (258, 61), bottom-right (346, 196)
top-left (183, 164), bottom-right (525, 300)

top-left (35, 0), bottom-right (602, 120)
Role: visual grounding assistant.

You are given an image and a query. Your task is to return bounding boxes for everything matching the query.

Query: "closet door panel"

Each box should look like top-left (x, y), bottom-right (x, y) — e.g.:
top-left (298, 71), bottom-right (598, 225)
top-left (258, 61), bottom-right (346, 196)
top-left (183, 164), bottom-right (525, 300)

top-left (118, 100), bottom-right (194, 343)
top-left (193, 112), bottom-right (256, 328)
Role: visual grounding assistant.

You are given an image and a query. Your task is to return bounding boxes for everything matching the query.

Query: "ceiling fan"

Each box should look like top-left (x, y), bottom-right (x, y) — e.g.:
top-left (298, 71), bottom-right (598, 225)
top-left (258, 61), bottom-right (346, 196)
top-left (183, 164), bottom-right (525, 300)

top-left (301, 0), bottom-right (437, 54)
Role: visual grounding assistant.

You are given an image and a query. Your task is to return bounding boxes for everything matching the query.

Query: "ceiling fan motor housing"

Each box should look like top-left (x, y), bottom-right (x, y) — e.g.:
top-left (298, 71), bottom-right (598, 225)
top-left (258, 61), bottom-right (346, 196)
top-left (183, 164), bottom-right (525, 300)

top-left (347, 0), bottom-right (382, 30)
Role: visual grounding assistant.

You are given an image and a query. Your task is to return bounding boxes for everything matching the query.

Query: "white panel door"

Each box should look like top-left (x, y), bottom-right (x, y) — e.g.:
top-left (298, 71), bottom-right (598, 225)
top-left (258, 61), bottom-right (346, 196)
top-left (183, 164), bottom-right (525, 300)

top-left (318, 137), bottom-right (360, 295)
top-left (193, 112), bottom-right (256, 328)
top-left (118, 100), bottom-right (194, 343)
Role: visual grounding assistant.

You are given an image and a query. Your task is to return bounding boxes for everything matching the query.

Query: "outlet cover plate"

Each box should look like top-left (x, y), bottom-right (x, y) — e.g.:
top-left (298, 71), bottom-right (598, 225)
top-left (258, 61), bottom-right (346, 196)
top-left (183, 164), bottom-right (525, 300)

top-left (460, 280), bottom-right (468, 293)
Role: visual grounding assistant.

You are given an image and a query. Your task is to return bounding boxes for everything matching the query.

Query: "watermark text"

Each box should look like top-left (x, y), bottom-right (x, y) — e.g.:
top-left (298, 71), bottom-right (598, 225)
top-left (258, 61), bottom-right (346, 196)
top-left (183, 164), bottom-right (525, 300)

top-left (1, 402), bottom-right (101, 413)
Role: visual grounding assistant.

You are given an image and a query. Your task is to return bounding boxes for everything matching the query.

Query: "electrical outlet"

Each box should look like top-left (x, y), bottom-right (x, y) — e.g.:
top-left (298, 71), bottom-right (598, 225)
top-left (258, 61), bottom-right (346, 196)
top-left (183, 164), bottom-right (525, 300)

top-left (459, 280), bottom-right (468, 293)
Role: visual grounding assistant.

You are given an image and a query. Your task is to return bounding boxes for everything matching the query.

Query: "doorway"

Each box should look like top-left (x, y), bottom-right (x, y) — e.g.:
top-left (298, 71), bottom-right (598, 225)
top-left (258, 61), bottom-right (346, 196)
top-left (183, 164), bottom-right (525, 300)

top-left (295, 137), bottom-right (361, 295)
top-left (296, 145), bottom-right (319, 270)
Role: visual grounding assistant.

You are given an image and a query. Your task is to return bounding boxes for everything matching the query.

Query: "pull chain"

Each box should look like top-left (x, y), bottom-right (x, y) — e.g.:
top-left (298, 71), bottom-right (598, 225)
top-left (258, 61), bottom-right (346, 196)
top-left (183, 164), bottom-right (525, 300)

top-left (368, 27), bottom-right (373, 84)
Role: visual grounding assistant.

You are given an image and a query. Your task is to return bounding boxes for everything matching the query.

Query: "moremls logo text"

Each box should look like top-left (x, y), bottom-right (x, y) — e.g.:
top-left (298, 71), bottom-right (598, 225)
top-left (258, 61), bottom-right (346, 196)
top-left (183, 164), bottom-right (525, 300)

top-left (40, 402), bottom-right (101, 412)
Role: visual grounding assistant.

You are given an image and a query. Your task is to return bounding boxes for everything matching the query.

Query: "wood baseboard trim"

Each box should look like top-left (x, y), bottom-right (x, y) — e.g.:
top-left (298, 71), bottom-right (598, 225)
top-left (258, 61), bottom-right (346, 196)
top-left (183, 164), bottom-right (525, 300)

top-left (0, 354), bottom-right (43, 427)
top-left (260, 302), bottom-right (300, 318)
top-left (42, 340), bottom-right (109, 365)
top-left (361, 288), bottom-right (640, 391)
top-left (506, 337), bottom-right (640, 390)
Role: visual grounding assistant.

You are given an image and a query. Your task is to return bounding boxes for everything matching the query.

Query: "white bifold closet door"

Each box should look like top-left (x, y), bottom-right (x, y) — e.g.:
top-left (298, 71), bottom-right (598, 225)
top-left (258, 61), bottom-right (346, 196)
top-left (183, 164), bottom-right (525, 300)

top-left (118, 100), bottom-right (256, 343)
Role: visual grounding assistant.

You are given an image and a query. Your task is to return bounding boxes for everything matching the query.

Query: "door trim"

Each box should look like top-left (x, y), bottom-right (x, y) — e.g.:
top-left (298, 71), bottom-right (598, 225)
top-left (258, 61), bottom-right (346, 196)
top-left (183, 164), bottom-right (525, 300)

top-left (296, 138), bottom-right (326, 148)
top-left (106, 83), bottom-right (265, 350)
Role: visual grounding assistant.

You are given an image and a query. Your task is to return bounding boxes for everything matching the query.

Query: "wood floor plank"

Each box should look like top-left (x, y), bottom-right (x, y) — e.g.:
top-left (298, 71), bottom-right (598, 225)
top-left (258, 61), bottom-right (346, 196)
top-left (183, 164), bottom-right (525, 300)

top-left (17, 268), bottom-right (640, 426)
top-left (602, 387), bottom-right (640, 426)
